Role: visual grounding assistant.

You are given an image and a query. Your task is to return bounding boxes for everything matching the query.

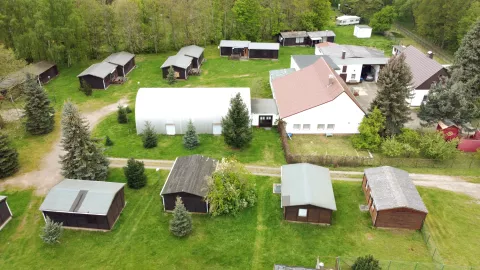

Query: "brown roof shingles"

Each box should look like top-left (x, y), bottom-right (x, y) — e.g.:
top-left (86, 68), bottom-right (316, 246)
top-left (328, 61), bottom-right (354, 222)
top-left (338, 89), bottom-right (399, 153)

top-left (401, 46), bottom-right (445, 89)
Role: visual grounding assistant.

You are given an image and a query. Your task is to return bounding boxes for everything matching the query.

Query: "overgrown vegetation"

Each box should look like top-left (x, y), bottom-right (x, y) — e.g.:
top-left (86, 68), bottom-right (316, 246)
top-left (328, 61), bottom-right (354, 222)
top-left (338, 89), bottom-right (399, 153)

top-left (169, 197), bottom-right (193, 238)
top-left (351, 107), bottom-right (385, 151)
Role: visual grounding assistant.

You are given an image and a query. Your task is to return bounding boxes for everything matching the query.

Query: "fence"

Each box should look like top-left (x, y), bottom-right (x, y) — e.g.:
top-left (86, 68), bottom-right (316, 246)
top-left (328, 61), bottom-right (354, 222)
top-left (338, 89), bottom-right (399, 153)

top-left (334, 256), bottom-right (478, 270)
top-left (421, 223), bottom-right (443, 264)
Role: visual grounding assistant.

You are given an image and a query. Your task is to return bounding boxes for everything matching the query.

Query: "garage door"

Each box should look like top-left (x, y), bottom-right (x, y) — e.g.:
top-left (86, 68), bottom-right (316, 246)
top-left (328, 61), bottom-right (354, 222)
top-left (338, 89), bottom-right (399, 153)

top-left (166, 124), bottom-right (175, 135)
top-left (212, 124), bottom-right (222, 135)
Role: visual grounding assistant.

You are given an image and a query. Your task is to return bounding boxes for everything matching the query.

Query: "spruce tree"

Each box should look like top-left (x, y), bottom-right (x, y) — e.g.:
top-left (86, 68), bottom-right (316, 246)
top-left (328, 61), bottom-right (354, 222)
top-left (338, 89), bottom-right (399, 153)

top-left (117, 105), bottom-right (128, 124)
top-left (142, 121), bottom-right (158, 148)
top-left (0, 134), bottom-right (19, 179)
top-left (79, 79), bottom-right (93, 96)
top-left (123, 158), bottom-right (147, 189)
top-left (23, 75), bottom-right (55, 135)
top-left (167, 66), bottom-right (176, 85)
top-left (59, 101), bottom-right (109, 181)
top-left (105, 136), bottom-right (114, 146)
top-left (370, 53), bottom-right (413, 136)
top-left (41, 216), bottom-right (63, 244)
top-left (169, 197), bottom-right (193, 237)
top-left (351, 255), bottom-right (381, 270)
top-left (183, 120), bottom-right (199, 150)
top-left (221, 93), bottom-right (252, 148)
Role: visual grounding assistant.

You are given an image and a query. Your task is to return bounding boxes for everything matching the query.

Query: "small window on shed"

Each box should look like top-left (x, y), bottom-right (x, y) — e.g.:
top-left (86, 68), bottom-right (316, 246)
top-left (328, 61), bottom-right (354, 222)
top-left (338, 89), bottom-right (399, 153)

top-left (296, 37), bottom-right (304, 43)
top-left (293, 124), bottom-right (301, 130)
top-left (298, 209), bottom-right (307, 217)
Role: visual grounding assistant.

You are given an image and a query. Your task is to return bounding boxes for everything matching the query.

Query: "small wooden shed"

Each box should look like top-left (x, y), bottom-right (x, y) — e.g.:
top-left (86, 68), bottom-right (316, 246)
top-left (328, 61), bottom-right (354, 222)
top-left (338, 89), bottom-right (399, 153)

top-left (39, 179), bottom-right (126, 231)
top-left (363, 166), bottom-right (428, 230)
top-left (104, 51), bottom-right (136, 77)
top-left (160, 155), bottom-right (218, 213)
top-left (280, 163), bottom-right (337, 225)
top-left (436, 119), bottom-right (460, 141)
top-left (177, 45), bottom-right (205, 69)
top-left (0, 196), bottom-right (13, 231)
top-left (77, 62), bottom-right (118, 89)
top-left (219, 40), bottom-right (251, 57)
top-left (0, 61), bottom-right (58, 91)
top-left (248, 42), bottom-right (280, 59)
top-left (278, 31), bottom-right (308, 46)
top-left (160, 55), bottom-right (193, 79)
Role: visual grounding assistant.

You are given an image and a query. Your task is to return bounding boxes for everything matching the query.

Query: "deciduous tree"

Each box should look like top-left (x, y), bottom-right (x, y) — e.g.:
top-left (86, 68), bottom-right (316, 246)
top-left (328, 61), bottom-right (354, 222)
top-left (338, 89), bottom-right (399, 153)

top-left (369, 5), bottom-right (397, 33)
top-left (352, 107), bottom-right (386, 150)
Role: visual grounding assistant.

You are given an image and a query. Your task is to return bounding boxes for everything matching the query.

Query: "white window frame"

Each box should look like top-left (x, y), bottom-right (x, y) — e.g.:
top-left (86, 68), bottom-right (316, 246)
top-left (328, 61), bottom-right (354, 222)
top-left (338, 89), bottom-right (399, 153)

top-left (317, 124), bottom-right (325, 131)
top-left (302, 124), bottom-right (310, 130)
top-left (296, 37), bottom-right (304, 44)
top-left (327, 124), bottom-right (335, 130)
top-left (298, 208), bottom-right (307, 217)
top-left (293, 124), bottom-right (301, 130)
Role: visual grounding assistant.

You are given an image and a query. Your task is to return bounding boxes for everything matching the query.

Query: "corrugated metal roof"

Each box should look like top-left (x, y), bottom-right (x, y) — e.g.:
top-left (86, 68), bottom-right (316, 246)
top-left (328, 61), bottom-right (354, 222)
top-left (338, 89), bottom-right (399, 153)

top-left (336, 15), bottom-right (360, 20)
top-left (281, 163), bottom-right (336, 210)
top-left (77, 62), bottom-right (118, 78)
top-left (251, 98), bottom-right (278, 114)
top-left (39, 179), bottom-right (125, 215)
top-left (291, 55), bottom-right (340, 70)
top-left (318, 44), bottom-right (385, 58)
top-left (0, 61), bottom-right (56, 90)
top-left (401, 45), bottom-right (444, 89)
top-left (177, 45), bottom-right (205, 58)
top-left (160, 55), bottom-right (193, 69)
top-left (356, 25), bottom-right (371, 29)
top-left (307, 30), bottom-right (336, 40)
top-left (269, 68), bottom-right (296, 81)
top-left (364, 166), bottom-right (428, 213)
top-left (280, 31), bottom-right (308, 38)
top-left (219, 40), bottom-right (251, 48)
top-left (329, 57), bottom-right (389, 65)
top-left (161, 155), bottom-right (218, 197)
top-left (248, 42), bottom-right (279, 50)
top-left (104, 51), bottom-right (135, 66)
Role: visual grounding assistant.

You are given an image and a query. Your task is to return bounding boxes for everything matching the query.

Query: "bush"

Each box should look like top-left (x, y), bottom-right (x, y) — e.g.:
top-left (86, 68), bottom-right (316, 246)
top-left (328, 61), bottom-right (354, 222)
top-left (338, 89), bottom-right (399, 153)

top-left (419, 131), bottom-right (459, 160)
top-left (381, 137), bottom-right (405, 157)
top-left (142, 121), bottom-right (158, 148)
top-left (0, 115), bottom-right (5, 129)
top-left (167, 66), bottom-right (176, 85)
top-left (125, 106), bottom-right (132, 114)
top-left (351, 255), bottom-right (381, 270)
top-left (397, 128), bottom-right (421, 147)
top-left (183, 120), bottom-right (199, 150)
top-left (123, 158), bottom-right (147, 189)
top-left (105, 136), bottom-right (114, 146)
top-left (117, 106), bottom-right (128, 124)
top-left (79, 79), bottom-right (92, 96)
top-left (352, 107), bottom-right (385, 151)
top-left (205, 158), bottom-right (256, 216)
top-left (41, 216), bottom-right (63, 244)
top-left (169, 197), bottom-right (193, 237)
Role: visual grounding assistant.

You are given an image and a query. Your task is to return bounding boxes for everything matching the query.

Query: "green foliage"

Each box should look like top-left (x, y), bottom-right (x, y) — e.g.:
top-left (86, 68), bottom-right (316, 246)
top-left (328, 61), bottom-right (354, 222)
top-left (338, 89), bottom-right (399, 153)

top-left (397, 128), bottom-right (421, 147)
top-left (183, 120), bottom-right (200, 150)
top-left (123, 158), bottom-right (147, 189)
top-left (23, 75), bottom-right (55, 135)
top-left (105, 135), bottom-right (114, 146)
top-left (169, 197), bottom-right (193, 237)
top-left (340, 0), bottom-right (384, 22)
top-left (0, 133), bottom-right (19, 179)
top-left (369, 6), bottom-right (397, 33)
top-left (205, 158), bottom-right (256, 216)
top-left (351, 255), bottom-right (381, 270)
top-left (0, 115), bottom-right (4, 129)
top-left (351, 107), bottom-right (385, 151)
top-left (41, 216), bottom-right (63, 245)
top-left (457, 3), bottom-right (480, 44)
top-left (125, 106), bottom-right (132, 114)
top-left (117, 106), bottom-right (128, 124)
top-left (370, 53), bottom-right (413, 136)
top-left (167, 66), bottom-right (176, 85)
top-left (142, 121), bottom-right (158, 149)
top-left (59, 101), bottom-right (109, 181)
top-left (222, 93), bottom-right (252, 149)
top-left (381, 136), bottom-right (419, 158)
top-left (79, 79), bottom-right (93, 96)
top-left (419, 132), bottom-right (459, 160)
top-left (232, 0), bottom-right (262, 40)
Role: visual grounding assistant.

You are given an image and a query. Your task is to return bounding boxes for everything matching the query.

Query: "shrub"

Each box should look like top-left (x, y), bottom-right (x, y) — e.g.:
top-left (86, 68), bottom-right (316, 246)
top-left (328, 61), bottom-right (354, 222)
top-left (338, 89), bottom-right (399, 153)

top-left (205, 158), bottom-right (256, 216)
top-left (142, 121), bottom-right (158, 148)
top-left (125, 106), bottom-right (132, 114)
top-left (167, 66), bottom-right (176, 85)
top-left (79, 79), bottom-right (92, 96)
top-left (381, 137), bottom-right (404, 157)
top-left (41, 216), bottom-right (63, 244)
top-left (352, 255), bottom-right (381, 270)
top-left (352, 107), bottom-right (386, 151)
top-left (397, 128), bottom-right (421, 147)
top-left (419, 131), bottom-right (459, 160)
top-left (169, 197), bottom-right (193, 237)
top-left (183, 120), bottom-right (199, 150)
top-left (123, 158), bottom-right (147, 189)
top-left (105, 136), bottom-right (114, 146)
top-left (117, 106), bottom-right (128, 124)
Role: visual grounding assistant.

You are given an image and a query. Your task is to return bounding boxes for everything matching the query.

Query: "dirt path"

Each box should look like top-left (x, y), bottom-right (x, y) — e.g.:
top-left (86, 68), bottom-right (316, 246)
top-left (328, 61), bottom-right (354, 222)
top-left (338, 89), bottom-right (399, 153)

top-left (0, 98), bottom-right (128, 195)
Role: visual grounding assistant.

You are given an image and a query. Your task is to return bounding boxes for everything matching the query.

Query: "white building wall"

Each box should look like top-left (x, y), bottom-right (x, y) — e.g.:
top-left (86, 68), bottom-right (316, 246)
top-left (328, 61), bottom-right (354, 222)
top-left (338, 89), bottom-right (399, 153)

top-left (341, 64), bottom-right (363, 83)
top-left (283, 92), bottom-right (365, 134)
top-left (290, 57), bottom-right (301, 71)
top-left (410, 89), bottom-right (429, 107)
top-left (251, 113), bottom-right (279, 126)
top-left (354, 27), bottom-right (372, 38)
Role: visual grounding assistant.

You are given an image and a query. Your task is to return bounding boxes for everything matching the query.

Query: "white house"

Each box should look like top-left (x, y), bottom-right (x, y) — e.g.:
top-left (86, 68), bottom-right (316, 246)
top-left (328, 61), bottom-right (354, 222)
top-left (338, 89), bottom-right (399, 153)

top-left (336, 15), bottom-right (361, 26)
top-left (135, 88), bottom-right (251, 135)
top-left (271, 58), bottom-right (365, 134)
top-left (353, 25), bottom-right (372, 38)
top-left (315, 43), bottom-right (388, 83)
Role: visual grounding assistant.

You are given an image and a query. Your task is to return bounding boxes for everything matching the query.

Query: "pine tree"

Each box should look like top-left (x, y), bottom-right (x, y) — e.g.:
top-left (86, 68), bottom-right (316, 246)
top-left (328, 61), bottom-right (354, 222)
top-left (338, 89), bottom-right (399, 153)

top-left (221, 93), bottom-right (252, 148)
top-left (0, 134), bottom-right (19, 179)
top-left (125, 106), bottom-right (132, 114)
top-left (169, 197), bottom-right (193, 237)
top-left (167, 66), bottom-right (176, 85)
top-left (142, 121), bottom-right (158, 148)
top-left (23, 75), bottom-right (55, 135)
top-left (117, 105), bottom-right (128, 124)
top-left (79, 79), bottom-right (93, 96)
top-left (41, 216), bottom-right (63, 244)
top-left (351, 255), bottom-right (381, 270)
top-left (183, 120), bottom-right (199, 150)
top-left (105, 136), bottom-right (114, 146)
top-left (123, 158), bottom-right (147, 189)
top-left (60, 101), bottom-right (109, 181)
top-left (370, 53), bottom-right (413, 136)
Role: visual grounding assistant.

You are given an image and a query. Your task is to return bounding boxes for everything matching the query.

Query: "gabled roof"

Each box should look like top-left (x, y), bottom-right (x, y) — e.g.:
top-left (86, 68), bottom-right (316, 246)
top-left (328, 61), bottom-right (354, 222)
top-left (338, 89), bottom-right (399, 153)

top-left (393, 45), bottom-right (406, 52)
top-left (401, 46), bottom-right (445, 89)
top-left (248, 42), bottom-right (279, 50)
top-left (317, 44), bottom-right (385, 58)
top-left (77, 62), bottom-right (118, 78)
top-left (280, 31), bottom-right (308, 38)
top-left (269, 68), bottom-right (296, 81)
top-left (251, 98), bottom-right (278, 114)
top-left (281, 163), bottom-right (336, 211)
top-left (0, 195), bottom-right (6, 202)
top-left (219, 40), bottom-right (251, 48)
top-left (364, 166), bottom-right (428, 213)
top-left (177, 45), bottom-right (205, 59)
top-left (160, 55), bottom-right (193, 69)
top-left (291, 55), bottom-right (340, 70)
top-left (307, 30), bottom-right (336, 40)
top-left (0, 61), bottom-right (56, 90)
top-left (272, 58), bottom-right (365, 118)
top-left (39, 179), bottom-right (125, 215)
top-left (161, 155), bottom-right (218, 197)
top-left (104, 51), bottom-right (135, 66)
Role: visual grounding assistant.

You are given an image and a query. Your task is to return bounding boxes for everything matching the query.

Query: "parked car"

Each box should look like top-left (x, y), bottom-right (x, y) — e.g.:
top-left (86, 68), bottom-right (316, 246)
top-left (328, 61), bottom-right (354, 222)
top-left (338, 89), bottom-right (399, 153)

top-left (364, 74), bottom-right (374, 81)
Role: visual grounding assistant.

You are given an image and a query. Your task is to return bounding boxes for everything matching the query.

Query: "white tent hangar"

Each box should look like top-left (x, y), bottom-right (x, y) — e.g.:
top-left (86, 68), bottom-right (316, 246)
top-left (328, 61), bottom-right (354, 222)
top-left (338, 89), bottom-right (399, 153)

top-left (135, 88), bottom-right (251, 135)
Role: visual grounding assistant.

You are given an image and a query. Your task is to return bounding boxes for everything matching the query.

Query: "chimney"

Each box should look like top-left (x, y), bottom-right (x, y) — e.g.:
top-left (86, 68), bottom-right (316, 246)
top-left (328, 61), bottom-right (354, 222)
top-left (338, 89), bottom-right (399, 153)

top-left (341, 50), bottom-right (346, 59)
top-left (328, 74), bottom-right (335, 86)
top-left (427, 51), bottom-right (434, 59)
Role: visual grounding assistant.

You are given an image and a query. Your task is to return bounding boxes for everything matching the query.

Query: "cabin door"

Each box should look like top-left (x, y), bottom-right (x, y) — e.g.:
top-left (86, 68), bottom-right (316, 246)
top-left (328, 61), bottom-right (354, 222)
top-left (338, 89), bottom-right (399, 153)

top-left (259, 115), bottom-right (273, 127)
top-left (166, 124), bottom-right (175, 135)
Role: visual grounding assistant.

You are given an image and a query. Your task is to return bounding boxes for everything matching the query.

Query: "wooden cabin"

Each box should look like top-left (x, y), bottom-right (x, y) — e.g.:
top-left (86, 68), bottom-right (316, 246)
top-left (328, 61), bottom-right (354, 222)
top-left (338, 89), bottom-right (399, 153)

top-left (0, 196), bottom-right (13, 231)
top-left (363, 166), bottom-right (428, 230)
top-left (279, 31), bottom-right (308, 46)
top-left (219, 40), bottom-right (250, 57)
top-left (177, 45), bottom-right (205, 69)
top-left (104, 51), bottom-right (136, 77)
top-left (307, 31), bottom-right (336, 46)
top-left (160, 55), bottom-right (193, 80)
top-left (77, 62), bottom-right (118, 89)
top-left (248, 42), bottom-right (280, 59)
top-left (0, 61), bottom-right (58, 91)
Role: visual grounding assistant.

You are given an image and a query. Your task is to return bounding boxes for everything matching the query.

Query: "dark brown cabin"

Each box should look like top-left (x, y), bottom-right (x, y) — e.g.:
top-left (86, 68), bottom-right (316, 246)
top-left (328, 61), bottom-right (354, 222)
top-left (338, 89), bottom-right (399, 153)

top-left (0, 196), bottom-right (13, 230)
top-left (161, 55), bottom-right (193, 80)
top-left (104, 51), bottom-right (136, 76)
top-left (77, 62), bottom-right (118, 90)
top-left (280, 163), bottom-right (337, 225)
top-left (39, 179), bottom-right (126, 231)
top-left (219, 40), bottom-right (251, 57)
top-left (279, 31), bottom-right (309, 46)
top-left (0, 61), bottom-right (58, 91)
top-left (306, 31), bottom-right (336, 46)
top-left (363, 166), bottom-right (428, 230)
top-left (160, 155), bottom-right (218, 213)
top-left (248, 42), bottom-right (280, 59)
top-left (177, 45), bottom-right (205, 69)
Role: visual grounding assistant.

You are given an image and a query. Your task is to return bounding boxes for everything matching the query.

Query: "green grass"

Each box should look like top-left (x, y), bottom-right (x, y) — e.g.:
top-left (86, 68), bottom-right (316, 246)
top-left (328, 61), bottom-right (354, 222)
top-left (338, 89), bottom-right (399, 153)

top-left (330, 25), bottom-right (396, 55)
top-left (0, 169), bottom-right (437, 269)
top-left (92, 111), bottom-right (285, 166)
top-left (288, 135), bottom-right (370, 157)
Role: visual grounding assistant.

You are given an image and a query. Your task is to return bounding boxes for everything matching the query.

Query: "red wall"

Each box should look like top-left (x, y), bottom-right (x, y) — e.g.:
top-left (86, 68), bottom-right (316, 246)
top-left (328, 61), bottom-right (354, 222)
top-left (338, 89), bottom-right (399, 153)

top-left (436, 125), bottom-right (459, 140)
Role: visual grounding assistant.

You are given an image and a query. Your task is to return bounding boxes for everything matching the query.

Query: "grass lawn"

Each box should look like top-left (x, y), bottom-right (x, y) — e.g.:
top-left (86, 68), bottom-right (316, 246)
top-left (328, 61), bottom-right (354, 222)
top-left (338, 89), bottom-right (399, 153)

top-left (330, 25), bottom-right (395, 55)
top-left (288, 135), bottom-right (370, 157)
top-left (0, 169), bottom-right (437, 269)
top-left (92, 111), bottom-right (285, 166)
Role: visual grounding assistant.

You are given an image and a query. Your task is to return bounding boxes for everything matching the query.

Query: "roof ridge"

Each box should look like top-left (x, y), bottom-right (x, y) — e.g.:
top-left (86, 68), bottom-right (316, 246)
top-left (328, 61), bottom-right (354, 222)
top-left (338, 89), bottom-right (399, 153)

top-left (383, 167), bottom-right (409, 208)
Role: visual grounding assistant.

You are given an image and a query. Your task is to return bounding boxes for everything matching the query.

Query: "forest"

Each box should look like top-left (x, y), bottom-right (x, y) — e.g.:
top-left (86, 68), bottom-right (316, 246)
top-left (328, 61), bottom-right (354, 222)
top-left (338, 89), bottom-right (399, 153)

top-left (0, 0), bottom-right (478, 66)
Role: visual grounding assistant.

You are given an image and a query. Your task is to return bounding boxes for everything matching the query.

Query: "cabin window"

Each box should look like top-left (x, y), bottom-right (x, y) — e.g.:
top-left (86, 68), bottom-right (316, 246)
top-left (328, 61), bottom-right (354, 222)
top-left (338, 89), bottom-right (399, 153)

top-left (317, 124), bottom-right (325, 131)
top-left (293, 124), bottom-right (301, 130)
top-left (327, 124), bottom-right (335, 130)
top-left (295, 37), bottom-right (304, 43)
top-left (302, 124), bottom-right (310, 130)
top-left (298, 209), bottom-right (307, 217)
